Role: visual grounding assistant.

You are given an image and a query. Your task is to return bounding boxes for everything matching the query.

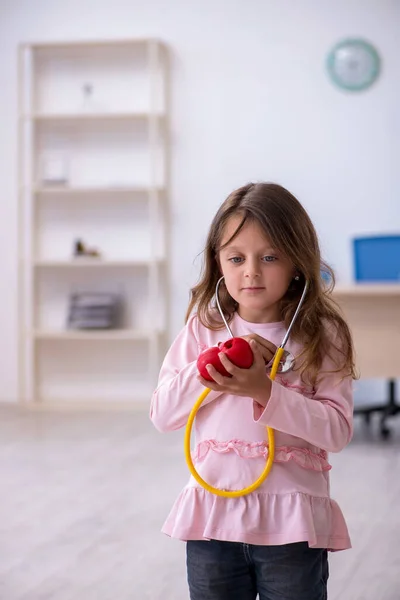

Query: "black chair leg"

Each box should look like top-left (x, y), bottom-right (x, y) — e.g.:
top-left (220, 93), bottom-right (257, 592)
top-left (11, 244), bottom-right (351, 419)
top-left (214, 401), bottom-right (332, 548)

top-left (379, 380), bottom-right (398, 439)
top-left (355, 379), bottom-right (399, 439)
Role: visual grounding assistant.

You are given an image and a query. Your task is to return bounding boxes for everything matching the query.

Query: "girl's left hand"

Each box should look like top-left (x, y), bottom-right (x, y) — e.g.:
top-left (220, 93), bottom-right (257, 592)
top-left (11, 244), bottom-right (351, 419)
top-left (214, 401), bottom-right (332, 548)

top-left (197, 339), bottom-right (272, 407)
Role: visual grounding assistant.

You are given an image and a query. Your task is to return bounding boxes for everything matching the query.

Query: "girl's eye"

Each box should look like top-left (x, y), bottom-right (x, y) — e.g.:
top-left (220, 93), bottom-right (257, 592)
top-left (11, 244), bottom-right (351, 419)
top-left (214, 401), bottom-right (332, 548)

top-left (262, 256), bottom-right (277, 262)
top-left (228, 257), bottom-right (243, 264)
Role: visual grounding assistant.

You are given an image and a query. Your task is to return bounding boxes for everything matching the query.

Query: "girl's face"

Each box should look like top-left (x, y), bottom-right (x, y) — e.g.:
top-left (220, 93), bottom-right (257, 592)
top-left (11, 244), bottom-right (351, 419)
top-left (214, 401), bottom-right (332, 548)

top-left (218, 215), bottom-right (295, 323)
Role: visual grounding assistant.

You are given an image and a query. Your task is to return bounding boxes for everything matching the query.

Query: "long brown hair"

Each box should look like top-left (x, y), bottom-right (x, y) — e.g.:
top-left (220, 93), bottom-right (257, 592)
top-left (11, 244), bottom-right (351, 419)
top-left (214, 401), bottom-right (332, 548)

top-left (186, 182), bottom-right (357, 385)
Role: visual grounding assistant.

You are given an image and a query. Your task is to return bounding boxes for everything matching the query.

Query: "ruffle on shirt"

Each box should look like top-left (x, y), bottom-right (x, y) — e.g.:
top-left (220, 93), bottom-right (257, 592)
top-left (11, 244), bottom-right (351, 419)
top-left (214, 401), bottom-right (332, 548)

top-left (162, 487), bottom-right (351, 551)
top-left (192, 439), bottom-right (332, 472)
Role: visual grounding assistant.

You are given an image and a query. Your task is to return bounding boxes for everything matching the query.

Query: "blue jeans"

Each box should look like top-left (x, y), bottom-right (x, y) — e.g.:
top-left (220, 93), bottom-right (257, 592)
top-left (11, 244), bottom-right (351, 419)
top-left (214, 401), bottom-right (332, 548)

top-left (186, 540), bottom-right (328, 600)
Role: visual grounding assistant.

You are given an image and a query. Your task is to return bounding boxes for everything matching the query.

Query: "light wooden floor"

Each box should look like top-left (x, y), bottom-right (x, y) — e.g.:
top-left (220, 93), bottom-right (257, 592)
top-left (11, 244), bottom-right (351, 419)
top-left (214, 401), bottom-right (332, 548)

top-left (1, 405), bottom-right (399, 600)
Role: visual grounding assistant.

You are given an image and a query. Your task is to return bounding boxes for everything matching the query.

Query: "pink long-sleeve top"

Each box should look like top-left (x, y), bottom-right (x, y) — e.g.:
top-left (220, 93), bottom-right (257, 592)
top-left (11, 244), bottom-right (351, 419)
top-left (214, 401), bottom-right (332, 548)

top-left (150, 312), bottom-right (353, 550)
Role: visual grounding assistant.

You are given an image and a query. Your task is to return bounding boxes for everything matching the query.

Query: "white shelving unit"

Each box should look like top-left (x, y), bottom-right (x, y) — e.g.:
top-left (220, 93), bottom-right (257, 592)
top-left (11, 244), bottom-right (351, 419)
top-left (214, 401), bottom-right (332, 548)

top-left (18, 39), bottom-right (169, 407)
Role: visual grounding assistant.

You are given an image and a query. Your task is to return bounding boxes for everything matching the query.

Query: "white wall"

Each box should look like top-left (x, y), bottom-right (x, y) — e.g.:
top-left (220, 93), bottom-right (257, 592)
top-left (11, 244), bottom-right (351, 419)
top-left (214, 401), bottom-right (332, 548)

top-left (1, 0), bottom-right (399, 402)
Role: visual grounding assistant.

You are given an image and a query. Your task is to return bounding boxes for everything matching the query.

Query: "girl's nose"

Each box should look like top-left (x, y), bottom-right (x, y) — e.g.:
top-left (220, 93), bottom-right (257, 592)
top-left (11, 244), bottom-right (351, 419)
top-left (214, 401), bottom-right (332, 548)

top-left (244, 258), bottom-right (261, 278)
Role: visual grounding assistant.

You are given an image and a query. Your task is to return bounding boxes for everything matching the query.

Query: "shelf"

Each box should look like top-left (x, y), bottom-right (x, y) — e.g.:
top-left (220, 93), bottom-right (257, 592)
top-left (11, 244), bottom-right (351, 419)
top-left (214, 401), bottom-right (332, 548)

top-left (18, 37), bottom-right (168, 406)
top-left (33, 259), bottom-right (161, 268)
top-left (23, 112), bottom-right (165, 122)
top-left (31, 186), bottom-right (163, 195)
top-left (32, 329), bottom-right (162, 341)
top-left (22, 38), bottom-right (164, 50)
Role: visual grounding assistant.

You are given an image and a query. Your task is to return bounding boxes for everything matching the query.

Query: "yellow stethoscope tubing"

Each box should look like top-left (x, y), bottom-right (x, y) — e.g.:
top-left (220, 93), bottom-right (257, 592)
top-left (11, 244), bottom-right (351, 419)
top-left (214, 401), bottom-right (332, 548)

top-left (183, 278), bottom-right (308, 498)
top-left (184, 345), bottom-right (285, 498)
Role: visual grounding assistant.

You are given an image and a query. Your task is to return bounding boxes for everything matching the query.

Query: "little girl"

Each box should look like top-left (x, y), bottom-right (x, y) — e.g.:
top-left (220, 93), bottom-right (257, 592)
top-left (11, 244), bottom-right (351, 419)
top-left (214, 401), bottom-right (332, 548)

top-left (150, 182), bottom-right (355, 600)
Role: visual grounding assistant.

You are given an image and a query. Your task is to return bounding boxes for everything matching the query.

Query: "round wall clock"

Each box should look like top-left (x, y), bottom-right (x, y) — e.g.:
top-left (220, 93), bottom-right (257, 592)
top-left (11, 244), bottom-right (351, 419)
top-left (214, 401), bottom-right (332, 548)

top-left (326, 38), bottom-right (381, 92)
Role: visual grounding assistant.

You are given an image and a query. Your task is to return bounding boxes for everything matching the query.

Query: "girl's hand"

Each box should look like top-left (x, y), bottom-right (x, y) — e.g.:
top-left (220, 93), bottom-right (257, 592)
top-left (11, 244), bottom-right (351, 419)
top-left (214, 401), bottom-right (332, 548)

top-left (197, 339), bottom-right (272, 407)
top-left (240, 334), bottom-right (277, 365)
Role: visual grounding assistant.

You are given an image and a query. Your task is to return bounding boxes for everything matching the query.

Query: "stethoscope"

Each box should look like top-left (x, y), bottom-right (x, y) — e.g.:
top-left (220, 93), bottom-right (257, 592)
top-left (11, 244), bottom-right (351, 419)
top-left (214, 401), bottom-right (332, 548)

top-left (184, 276), bottom-right (309, 498)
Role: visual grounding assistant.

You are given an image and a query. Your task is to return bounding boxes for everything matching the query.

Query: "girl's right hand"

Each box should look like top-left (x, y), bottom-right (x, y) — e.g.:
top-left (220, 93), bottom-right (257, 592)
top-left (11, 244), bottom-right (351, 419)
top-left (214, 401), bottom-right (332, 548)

top-left (240, 334), bottom-right (277, 365)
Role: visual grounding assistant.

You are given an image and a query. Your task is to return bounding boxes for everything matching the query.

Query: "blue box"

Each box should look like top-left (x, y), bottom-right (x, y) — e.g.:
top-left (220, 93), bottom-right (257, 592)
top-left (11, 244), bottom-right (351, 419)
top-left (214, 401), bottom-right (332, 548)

top-left (353, 236), bottom-right (400, 282)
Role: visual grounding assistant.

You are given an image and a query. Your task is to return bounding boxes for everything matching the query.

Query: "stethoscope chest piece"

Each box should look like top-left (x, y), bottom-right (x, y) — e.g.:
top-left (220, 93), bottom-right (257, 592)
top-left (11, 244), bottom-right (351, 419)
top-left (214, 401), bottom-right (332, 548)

top-left (267, 350), bottom-right (295, 374)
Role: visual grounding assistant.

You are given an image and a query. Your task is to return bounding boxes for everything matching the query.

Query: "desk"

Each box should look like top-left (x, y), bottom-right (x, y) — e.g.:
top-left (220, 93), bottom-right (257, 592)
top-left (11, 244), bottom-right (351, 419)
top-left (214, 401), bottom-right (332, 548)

top-left (333, 284), bottom-right (400, 379)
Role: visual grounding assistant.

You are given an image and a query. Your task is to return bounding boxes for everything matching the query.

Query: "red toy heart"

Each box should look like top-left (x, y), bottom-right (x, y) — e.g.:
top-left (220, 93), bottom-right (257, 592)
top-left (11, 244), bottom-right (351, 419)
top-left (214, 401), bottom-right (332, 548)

top-left (197, 337), bottom-right (254, 382)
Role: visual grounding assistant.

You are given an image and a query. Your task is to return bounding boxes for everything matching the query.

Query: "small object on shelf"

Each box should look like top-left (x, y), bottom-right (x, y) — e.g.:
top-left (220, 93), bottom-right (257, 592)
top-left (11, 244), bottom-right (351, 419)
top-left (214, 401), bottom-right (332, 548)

top-left (74, 239), bottom-right (85, 255)
top-left (81, 81), bottom-right (95, 112)
top-left (83, 82), bottom-right (93, 102)
top-left (73, 238), bottom-right (101, 258)
top-left (40, 151), bottom-right (70, 187)
top-left (67, 292), bottom-right (122, 330)
top-left (80, 81), bottom-right (106, 113)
